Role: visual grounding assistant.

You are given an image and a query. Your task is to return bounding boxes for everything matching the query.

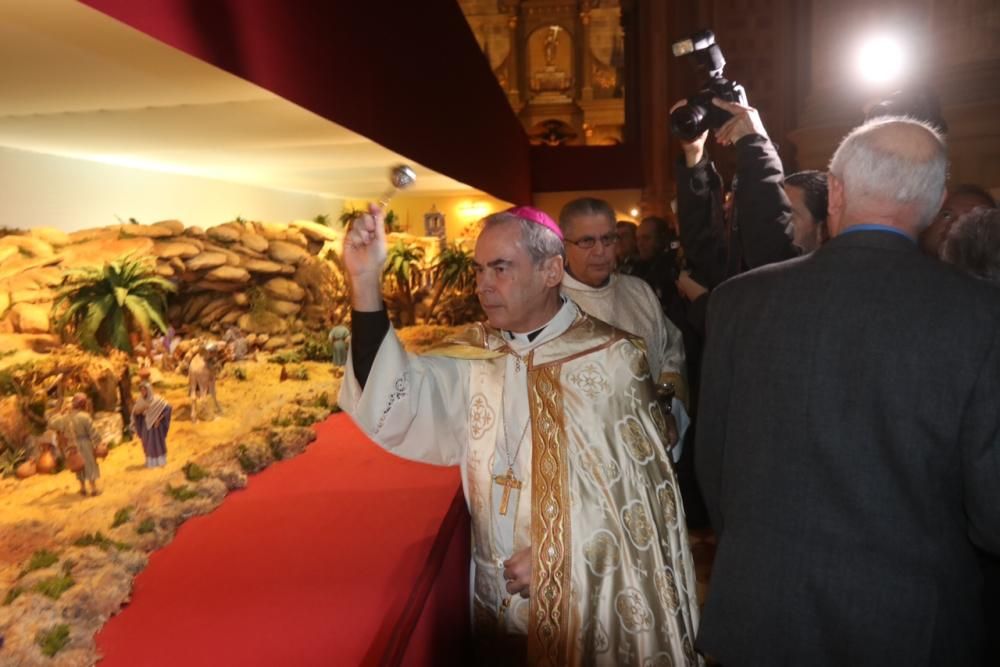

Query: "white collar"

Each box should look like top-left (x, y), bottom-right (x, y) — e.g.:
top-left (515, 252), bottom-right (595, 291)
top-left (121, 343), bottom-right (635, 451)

top-left (503, 298), bottom-right (578, 353)
top-left (561, 271), bottom-right (617, 294)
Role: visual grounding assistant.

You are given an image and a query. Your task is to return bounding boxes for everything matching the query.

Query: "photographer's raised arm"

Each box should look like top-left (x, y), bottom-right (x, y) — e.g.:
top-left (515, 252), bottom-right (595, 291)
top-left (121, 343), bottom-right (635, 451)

top-left (673, 101), bottom-right (728, 289)
top-left (712, 98), bottom-right (797, 269)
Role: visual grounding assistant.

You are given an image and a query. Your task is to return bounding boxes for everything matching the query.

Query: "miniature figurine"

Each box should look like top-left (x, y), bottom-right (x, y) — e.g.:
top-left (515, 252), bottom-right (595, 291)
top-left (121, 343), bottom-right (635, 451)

top-left (49, 393), bottom-right (104, 497)
top-left (223, 325), bottom-right (249, 361)
top-left (131, 379), bottom-right (172, 467)
top-left (328, 324), bottom-right (350, 367)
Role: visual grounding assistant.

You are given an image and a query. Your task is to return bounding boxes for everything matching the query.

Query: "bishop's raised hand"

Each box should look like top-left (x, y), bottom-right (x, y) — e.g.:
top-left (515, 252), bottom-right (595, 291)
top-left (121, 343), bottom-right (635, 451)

top-left (343, 203), bottom-right (388, 311)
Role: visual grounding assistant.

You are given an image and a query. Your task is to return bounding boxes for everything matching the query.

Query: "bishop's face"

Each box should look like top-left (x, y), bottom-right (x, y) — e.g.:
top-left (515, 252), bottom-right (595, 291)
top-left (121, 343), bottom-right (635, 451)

top-left (474, 220), bottom-right (563, 333)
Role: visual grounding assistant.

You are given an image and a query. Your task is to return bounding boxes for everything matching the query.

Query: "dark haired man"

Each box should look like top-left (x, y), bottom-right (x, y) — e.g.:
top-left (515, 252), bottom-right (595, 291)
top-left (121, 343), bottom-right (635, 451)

top-left (784, 170), bottom-right (828, 253)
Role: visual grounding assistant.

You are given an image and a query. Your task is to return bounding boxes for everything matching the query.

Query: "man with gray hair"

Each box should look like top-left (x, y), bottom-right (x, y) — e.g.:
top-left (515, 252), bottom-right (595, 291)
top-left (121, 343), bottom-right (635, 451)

top-left (695, 117), bottom-right (1000, 666)
top-left (340, 205), bottom-right (701, 665)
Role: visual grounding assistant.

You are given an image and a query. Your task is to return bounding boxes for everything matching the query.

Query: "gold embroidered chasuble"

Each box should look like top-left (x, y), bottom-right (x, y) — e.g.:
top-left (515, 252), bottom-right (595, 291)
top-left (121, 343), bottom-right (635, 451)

top-left (561, 272), bottom-right (689, 405)
top-left (339, 302), bottom-right (701, 666)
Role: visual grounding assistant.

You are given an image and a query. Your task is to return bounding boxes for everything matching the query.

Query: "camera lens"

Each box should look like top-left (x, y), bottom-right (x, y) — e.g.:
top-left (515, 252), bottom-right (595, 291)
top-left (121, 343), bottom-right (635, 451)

top-left (670, 103), bottom-right (708, 142)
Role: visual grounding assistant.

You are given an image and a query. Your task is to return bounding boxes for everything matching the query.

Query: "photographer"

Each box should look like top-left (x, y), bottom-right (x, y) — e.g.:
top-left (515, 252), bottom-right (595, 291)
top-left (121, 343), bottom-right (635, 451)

top-left (673, 97), bottom-right (797, 334)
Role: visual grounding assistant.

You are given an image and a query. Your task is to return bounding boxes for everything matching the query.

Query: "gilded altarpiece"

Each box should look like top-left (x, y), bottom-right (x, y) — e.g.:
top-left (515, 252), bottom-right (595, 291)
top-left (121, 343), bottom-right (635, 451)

top-left (460, 0), bottom-right (626, 146)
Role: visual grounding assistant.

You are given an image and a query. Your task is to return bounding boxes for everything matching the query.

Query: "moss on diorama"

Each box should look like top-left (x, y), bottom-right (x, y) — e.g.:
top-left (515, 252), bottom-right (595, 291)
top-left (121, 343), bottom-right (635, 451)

top-left (165, 483), bottom-right (198, 502)
top-left (183, 462), bottom-right (208, 482)
top-left (3, 586), bottom-right (23, 606)
top-left (236, 445), bottom-right (256, 473)
top-left (74, 532), bottom-right (131, 552)
top-left (111, 506), bottom-right (133, 528)
top-left (246, 285), bottom-right (284, 333)
top-left (268, 350), bottom-right (303, 366)
top-left (0, 367), bottom-right (22, 396)
top-left (136, 518), bottom-right (155, 535)
top-left (36, 624), bottom-right (71, 657)
top-left (288, 365), bottom-right (309, 381)
top-left (301, 336), bottom-right (332, 362)
top-left (19, 549), bottom-right (59, 578)
top-left (268, 435), bottom-right (285, 461)
top-left (34, 573), bottom-right (75, 600)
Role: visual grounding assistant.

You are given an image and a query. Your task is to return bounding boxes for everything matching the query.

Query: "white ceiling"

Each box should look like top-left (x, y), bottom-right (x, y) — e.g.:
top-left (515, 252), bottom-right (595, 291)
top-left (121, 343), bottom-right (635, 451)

top-left (0, 0), bottom-right (478, 200)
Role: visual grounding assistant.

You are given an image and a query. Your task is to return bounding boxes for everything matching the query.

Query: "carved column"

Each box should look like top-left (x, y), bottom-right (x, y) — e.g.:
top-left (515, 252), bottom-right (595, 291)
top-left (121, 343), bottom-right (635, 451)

top-left (579, 8), bottom-right (594, 101)
top-left (506, 13), bottom-right (522, 108)
top-left (637, 0), bottom-right (690, 217)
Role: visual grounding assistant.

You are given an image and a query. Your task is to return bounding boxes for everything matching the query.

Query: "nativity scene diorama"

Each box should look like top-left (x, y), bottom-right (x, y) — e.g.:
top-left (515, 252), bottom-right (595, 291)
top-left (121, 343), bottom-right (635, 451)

top-left (0, 170), bottom-right (485, 664)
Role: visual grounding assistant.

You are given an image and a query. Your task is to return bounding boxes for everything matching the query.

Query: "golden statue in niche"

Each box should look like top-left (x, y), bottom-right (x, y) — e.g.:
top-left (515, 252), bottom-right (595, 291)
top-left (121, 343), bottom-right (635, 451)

top-left (459, 1), bottom-right (626, 144)
top-left (530, 24), bottom-right (573, 100)
top-left (544, 25), bottom-right (561, 65)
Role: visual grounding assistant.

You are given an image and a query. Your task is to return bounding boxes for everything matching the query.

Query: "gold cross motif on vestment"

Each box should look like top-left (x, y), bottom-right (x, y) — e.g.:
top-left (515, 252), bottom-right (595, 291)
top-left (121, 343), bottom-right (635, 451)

top-left (493, 466), bottom-right (522, 516)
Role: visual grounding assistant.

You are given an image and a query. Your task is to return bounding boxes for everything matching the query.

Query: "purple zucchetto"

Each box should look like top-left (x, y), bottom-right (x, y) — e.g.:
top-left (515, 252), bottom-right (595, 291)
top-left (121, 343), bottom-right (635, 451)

top-left (504, 206), bottom-right (564, 241)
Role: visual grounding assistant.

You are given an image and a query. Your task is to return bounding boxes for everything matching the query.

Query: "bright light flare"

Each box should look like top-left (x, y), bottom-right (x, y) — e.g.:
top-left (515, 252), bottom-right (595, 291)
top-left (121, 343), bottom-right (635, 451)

top-left (629, 207), bottom-right (640, 218)
top-left (855, 33), bottom-right (907, 87)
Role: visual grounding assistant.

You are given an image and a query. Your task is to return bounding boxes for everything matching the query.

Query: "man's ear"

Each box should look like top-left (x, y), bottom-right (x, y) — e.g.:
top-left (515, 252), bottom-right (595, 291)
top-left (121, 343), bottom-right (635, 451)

top-left (543, 255), bottom-right (564, 288)
top-left (827, 173), bottom-right (845, 237)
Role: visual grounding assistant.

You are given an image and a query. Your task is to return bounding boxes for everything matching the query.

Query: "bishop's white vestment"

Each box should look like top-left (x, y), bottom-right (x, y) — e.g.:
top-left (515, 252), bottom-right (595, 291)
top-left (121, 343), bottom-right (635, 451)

top-left (339, 300), bottom-right (701, 666)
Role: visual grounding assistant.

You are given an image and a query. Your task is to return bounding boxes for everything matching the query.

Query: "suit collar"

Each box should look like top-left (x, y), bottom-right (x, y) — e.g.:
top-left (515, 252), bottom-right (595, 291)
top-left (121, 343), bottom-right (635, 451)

top-left (824, 228), bottom-right (920, 253)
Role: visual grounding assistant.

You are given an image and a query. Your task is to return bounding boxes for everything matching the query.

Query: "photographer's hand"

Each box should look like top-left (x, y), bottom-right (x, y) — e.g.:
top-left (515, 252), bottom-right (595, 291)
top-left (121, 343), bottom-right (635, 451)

top-left (712, 98), bottom-right (769, 146)
top-left (670, 99), bottom-right (709, 167)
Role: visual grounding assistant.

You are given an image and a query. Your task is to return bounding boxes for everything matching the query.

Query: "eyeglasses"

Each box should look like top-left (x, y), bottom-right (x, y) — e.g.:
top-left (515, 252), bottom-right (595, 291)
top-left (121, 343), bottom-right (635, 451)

top-left (565, 233), bottom-right (619, 249)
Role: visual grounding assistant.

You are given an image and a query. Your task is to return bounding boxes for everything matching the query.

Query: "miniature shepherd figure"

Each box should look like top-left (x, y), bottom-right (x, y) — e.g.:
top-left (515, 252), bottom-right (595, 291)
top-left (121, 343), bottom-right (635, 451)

top-left (131, 380), bottom-right (172, 467)
top-left (328, 324), bottom-right (350, 367)
top-left (50, 393), bottom-right (103, 497)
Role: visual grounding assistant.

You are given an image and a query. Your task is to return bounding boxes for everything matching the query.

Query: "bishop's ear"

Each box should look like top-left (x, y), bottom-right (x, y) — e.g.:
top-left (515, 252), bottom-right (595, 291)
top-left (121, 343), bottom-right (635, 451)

top-left (541, 254), bottom-right (565, 288)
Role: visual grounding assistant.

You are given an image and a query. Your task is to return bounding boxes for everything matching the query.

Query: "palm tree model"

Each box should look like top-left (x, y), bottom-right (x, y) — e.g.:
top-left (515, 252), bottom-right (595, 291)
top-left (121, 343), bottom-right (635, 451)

top-left (426, 242), bottom-right (475, 322)
top-left (53, 254), bottom-right (176, 354)
top-left (382, 240), bottom-right (425, 326)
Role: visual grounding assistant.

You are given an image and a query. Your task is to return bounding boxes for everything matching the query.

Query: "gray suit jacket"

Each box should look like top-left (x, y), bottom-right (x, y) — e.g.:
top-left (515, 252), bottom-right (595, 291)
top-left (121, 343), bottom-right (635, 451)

top-left (695, 230), bottom-right (1000, 666)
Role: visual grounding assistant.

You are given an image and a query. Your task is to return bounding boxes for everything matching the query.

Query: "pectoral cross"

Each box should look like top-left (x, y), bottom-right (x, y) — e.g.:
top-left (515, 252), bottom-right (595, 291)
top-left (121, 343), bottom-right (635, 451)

top-left (493, 467), bottom-right (522, 516)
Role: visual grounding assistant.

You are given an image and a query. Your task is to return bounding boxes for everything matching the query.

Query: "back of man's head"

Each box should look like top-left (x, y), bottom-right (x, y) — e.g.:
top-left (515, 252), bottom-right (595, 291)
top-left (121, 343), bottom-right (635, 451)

top-left (828, 117), bottom-right (948, 234)
top-left (942, 207), bottom-right (1000, 284)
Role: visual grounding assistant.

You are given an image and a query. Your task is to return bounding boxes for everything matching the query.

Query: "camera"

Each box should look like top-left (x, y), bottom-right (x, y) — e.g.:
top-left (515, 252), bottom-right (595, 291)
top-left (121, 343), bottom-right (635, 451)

top-left (670, 30), bottom-right (748, 142)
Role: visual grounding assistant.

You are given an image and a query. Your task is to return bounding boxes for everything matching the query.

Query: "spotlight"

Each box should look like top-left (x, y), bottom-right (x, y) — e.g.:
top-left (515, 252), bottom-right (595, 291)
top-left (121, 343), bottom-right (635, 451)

top-left (855, 33), bottom-right (907, 87)
top-left (629, 207), bottom-right (640, 218)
